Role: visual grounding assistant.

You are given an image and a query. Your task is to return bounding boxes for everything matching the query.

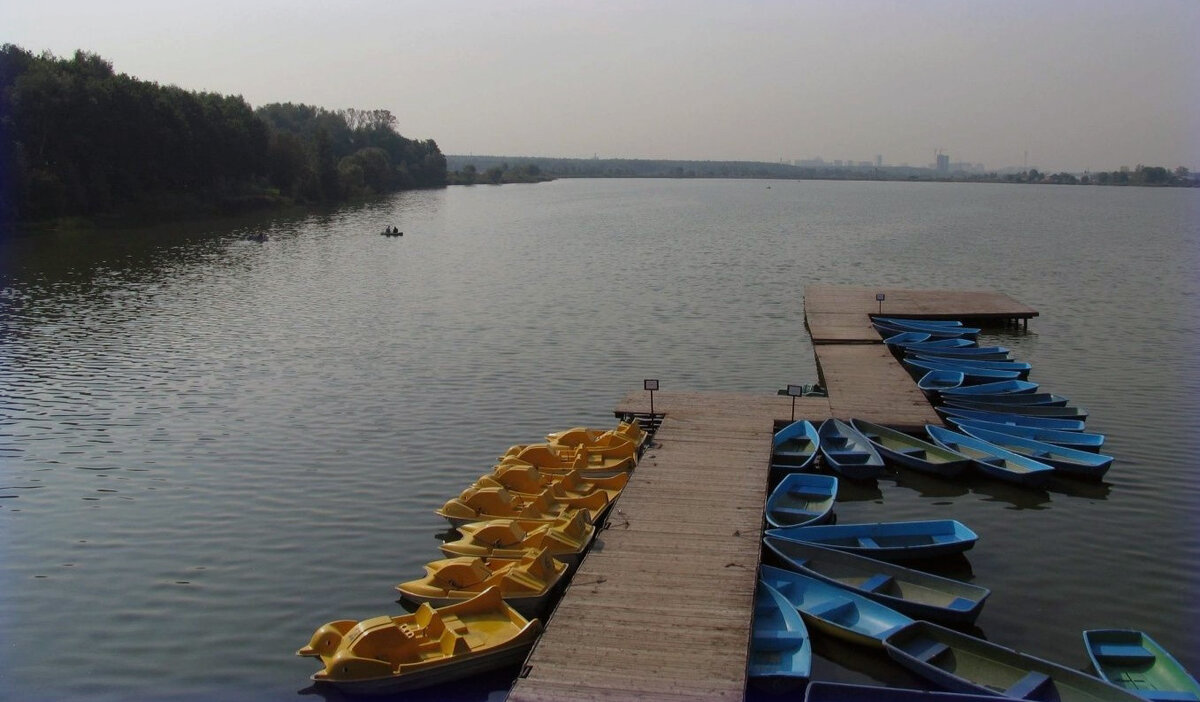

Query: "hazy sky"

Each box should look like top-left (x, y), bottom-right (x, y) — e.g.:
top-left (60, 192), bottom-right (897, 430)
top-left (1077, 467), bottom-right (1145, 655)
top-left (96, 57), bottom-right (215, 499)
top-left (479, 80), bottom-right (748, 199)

top-left (4, 1), bottom-right (1198, 172)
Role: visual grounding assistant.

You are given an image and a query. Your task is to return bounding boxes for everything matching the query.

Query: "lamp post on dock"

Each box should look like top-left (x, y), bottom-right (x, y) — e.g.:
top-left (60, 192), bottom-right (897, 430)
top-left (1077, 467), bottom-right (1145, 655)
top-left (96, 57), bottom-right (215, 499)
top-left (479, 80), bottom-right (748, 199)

top-left (876, 292), bottom-right (885, 315)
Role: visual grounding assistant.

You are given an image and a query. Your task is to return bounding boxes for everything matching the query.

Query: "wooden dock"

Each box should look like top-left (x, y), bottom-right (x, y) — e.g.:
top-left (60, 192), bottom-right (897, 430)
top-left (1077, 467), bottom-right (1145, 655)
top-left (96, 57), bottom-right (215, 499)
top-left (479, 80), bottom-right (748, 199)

top-left (805, 284), bottom-right (1038, 344)
top-left (507, 286), bottom-right (1037, 701)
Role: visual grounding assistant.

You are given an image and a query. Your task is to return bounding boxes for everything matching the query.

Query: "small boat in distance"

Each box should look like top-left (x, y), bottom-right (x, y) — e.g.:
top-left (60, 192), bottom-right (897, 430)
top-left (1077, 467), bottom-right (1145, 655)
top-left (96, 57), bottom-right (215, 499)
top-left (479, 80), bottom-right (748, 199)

top-left (1083, 629), bottom-right (1200, 701)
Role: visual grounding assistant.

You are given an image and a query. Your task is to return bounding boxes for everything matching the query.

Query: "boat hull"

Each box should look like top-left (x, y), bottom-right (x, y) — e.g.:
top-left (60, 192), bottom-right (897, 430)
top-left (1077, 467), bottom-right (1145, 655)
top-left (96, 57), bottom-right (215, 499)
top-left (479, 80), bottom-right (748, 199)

top-left (749, 581), bottom-right (812, 691)
top-left (925, 425), bottom-right (1055, 487)
top-left (818, 418), bottom-right (886, 480)
top-left (765, 473), bottom-right (838, 529)
top-left (959, 425), bottom-right (1113, 480)
top-left (762, 538), bottom-right (990, 625)
top-left (886, 621), bottom-right (1145, 701)
top-left (851, 419), bottom-right (971, 478)
top-left (760, 565), bottom-right (912, 649)
top-left (1083, 629), bottom-right (1200, 701)
top-left (765, 519), bottom-right (978, 561)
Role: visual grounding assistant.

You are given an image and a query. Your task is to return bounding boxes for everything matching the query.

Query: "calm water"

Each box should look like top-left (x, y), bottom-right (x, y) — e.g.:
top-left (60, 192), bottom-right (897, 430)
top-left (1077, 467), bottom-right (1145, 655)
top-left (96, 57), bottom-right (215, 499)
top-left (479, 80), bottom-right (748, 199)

top-left (1, 179), bottom-right (1198, 701)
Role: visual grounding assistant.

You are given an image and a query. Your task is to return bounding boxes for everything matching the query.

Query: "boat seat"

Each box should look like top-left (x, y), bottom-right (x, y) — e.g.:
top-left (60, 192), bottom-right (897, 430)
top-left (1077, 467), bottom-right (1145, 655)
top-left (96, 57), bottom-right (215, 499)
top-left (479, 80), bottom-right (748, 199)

top-left (929, 534), bottom-right (959, 544)
top-left (857, 537), bottom-right (881, 548)
top-left (773, 506), bottom-right (818, 517)
top-left (439, 629), bottom-right (471, 656)
top-left (751, 629), bottom-right (808, 651)
top-left (1005, 671), bottom-right (1052, 700)
top-left (1093, 643), bottom-right (1156, 664)
top-left (946, 597), bottom-right (976, 611)
top-left (859, 574), bottom-right (895, 593)
top-left (908, 639), bottom-right (950, 663)
top-left (806, 598), bottom-right (854, 620)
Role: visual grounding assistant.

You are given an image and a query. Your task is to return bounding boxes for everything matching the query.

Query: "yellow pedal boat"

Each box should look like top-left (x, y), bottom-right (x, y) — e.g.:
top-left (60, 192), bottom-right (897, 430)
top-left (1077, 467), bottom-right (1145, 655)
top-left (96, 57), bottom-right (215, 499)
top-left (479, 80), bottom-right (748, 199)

top-left (547, 419), bottom-right (648, 452)
top-left (501, 443), bottom-right (634, 478)
top-left (297, 586), bottom-right (542, 695)
top-left (396, 548), bottom-right (567, 617)
top-left (435, 485), bottom-right (607, 527)
top-left (475, 464), bottom-right (628, 503)
top-left (439, 511), bottom-right (595, 565)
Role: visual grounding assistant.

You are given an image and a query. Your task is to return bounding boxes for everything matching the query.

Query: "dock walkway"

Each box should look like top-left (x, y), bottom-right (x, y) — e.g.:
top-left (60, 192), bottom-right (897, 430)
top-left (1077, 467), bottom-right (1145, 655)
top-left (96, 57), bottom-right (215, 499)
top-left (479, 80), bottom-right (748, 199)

top-left (507, 286), bottom-right (1037, 701)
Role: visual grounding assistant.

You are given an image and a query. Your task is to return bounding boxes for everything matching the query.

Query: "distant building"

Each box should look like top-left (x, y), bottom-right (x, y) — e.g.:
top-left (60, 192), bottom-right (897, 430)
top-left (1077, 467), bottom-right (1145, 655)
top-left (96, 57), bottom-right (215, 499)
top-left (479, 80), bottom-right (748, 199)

top-left (936, 153), bottom-right (950, 172)
top-left (875, 155), bottom-right (883, 167)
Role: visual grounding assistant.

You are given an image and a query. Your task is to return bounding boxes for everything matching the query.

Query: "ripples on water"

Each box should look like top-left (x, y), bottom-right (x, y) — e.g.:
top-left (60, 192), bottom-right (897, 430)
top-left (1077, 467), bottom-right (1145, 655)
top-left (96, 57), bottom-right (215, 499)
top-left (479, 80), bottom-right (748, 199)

top-left (1, 180), bottom-right (1197, 700)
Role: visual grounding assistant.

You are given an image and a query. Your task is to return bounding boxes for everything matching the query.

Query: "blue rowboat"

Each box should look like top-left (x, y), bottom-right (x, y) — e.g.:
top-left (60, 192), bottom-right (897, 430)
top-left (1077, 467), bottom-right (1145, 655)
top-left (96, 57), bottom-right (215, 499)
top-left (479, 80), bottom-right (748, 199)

top-left (762, 538), bottom-right (990, 625)
top-left (886, 621), bottom-right (1146, 701)
top-left (1083, 629), bottom-right (1200, 701)
top-left (765, 473), bottom-right (838, 528)
top-left (850, 419), bottom-right (972, 478)
top-left (897, 336), bottom-right (979, 350)
top-left (772, 420), bottom-right (820, 469)
top-left (907, 346), bottom-right (1011, 361)
top-left (942, 398), bottom-right (1088, 420)
top-left (748, 580), bottom-right (811, 691)
top-left (766, 519), bottom-right (978, 562)
top-left (875, 320), bottom-right (978, 340)
top-left (874, 316), bottom-right (965, 328)
top-left (925, 425), bottom-right (1056, 487)
top-left (945, 392), bottom-right (1069, 406)
top-left (941, 379), bottom-right (1039, 395)
top-left (804, 681), bottom-right (1001, 701)
top-left (907, 353), bottom-right (1033, 377)
top-left (918, 370), bottom-right (964, 393)
top-left (817, 418), bottom-right (887, 480)
top-left (904, 358), bottom-right (1024, 383)
top-left (936, 406), bottom-right (1086, 432)
top-left (946, 417), bottom-right (1105, 453)
top-left (958, 426), bottom-right (1113, 480)
top-left (883, 331), bottom-right (933, 346)
top-left (759, 565), bottom-right (912, 649)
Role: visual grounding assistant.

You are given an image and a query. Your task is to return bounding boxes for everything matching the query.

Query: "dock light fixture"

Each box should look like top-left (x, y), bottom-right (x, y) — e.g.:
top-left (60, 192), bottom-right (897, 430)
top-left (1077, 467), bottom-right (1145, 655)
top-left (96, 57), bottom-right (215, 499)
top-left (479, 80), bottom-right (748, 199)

top-left (644, 379), bottom-right (659, 415)
top-left (876, 292), bottom-right (885, 314)
top-left (786, 384), bottom-right (805, 421)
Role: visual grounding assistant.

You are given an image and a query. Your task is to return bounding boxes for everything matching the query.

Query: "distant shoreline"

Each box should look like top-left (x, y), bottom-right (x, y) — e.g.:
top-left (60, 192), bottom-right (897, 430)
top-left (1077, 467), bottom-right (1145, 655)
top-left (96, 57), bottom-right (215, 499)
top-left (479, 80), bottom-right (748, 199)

top-left (446, 155), bottom-right (1198, 188)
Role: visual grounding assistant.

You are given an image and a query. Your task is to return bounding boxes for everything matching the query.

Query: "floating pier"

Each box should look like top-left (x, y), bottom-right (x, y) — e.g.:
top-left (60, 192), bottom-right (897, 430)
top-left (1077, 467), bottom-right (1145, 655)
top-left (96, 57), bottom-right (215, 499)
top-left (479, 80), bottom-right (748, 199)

top-left (506, 286), bottom-right (1037, 702)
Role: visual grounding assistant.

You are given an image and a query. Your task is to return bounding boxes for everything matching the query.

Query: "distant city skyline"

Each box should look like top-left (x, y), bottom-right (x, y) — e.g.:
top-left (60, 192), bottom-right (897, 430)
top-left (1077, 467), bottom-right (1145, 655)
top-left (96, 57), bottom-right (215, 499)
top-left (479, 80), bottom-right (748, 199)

top-left (3, 1), bottom-right (1197, 173)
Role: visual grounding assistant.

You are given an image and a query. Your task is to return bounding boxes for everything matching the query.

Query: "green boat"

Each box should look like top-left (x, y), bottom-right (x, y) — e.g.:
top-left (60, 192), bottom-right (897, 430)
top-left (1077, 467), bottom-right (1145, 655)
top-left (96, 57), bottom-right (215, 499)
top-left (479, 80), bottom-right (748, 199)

top-left (1083, 629), bottom-right (1200, 701)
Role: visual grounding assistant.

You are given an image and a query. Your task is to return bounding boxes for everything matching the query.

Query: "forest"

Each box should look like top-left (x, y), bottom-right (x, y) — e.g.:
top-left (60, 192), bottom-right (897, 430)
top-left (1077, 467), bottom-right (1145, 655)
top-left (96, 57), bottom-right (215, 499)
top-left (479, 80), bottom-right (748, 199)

top-left (0, 45), bottom-right (446, 224)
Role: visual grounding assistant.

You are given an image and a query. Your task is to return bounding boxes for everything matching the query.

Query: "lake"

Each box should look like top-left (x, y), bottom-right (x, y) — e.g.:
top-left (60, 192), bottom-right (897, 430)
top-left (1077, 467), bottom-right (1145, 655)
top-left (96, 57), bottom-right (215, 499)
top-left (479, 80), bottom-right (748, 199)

top-left (1, 179), bottom-right (1197, 701)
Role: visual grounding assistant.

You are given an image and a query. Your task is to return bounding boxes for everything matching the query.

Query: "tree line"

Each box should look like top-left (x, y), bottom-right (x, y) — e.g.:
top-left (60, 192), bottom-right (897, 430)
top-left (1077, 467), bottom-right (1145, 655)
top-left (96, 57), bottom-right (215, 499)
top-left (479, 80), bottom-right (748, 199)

top-left (0, 45), bottom-right (446, 224)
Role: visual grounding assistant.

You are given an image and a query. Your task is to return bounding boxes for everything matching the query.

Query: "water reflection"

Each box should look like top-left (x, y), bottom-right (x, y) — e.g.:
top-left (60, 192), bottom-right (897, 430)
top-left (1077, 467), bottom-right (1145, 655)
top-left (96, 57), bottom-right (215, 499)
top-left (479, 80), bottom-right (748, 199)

top-left (968, 480), bottom-right (1051, 510)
